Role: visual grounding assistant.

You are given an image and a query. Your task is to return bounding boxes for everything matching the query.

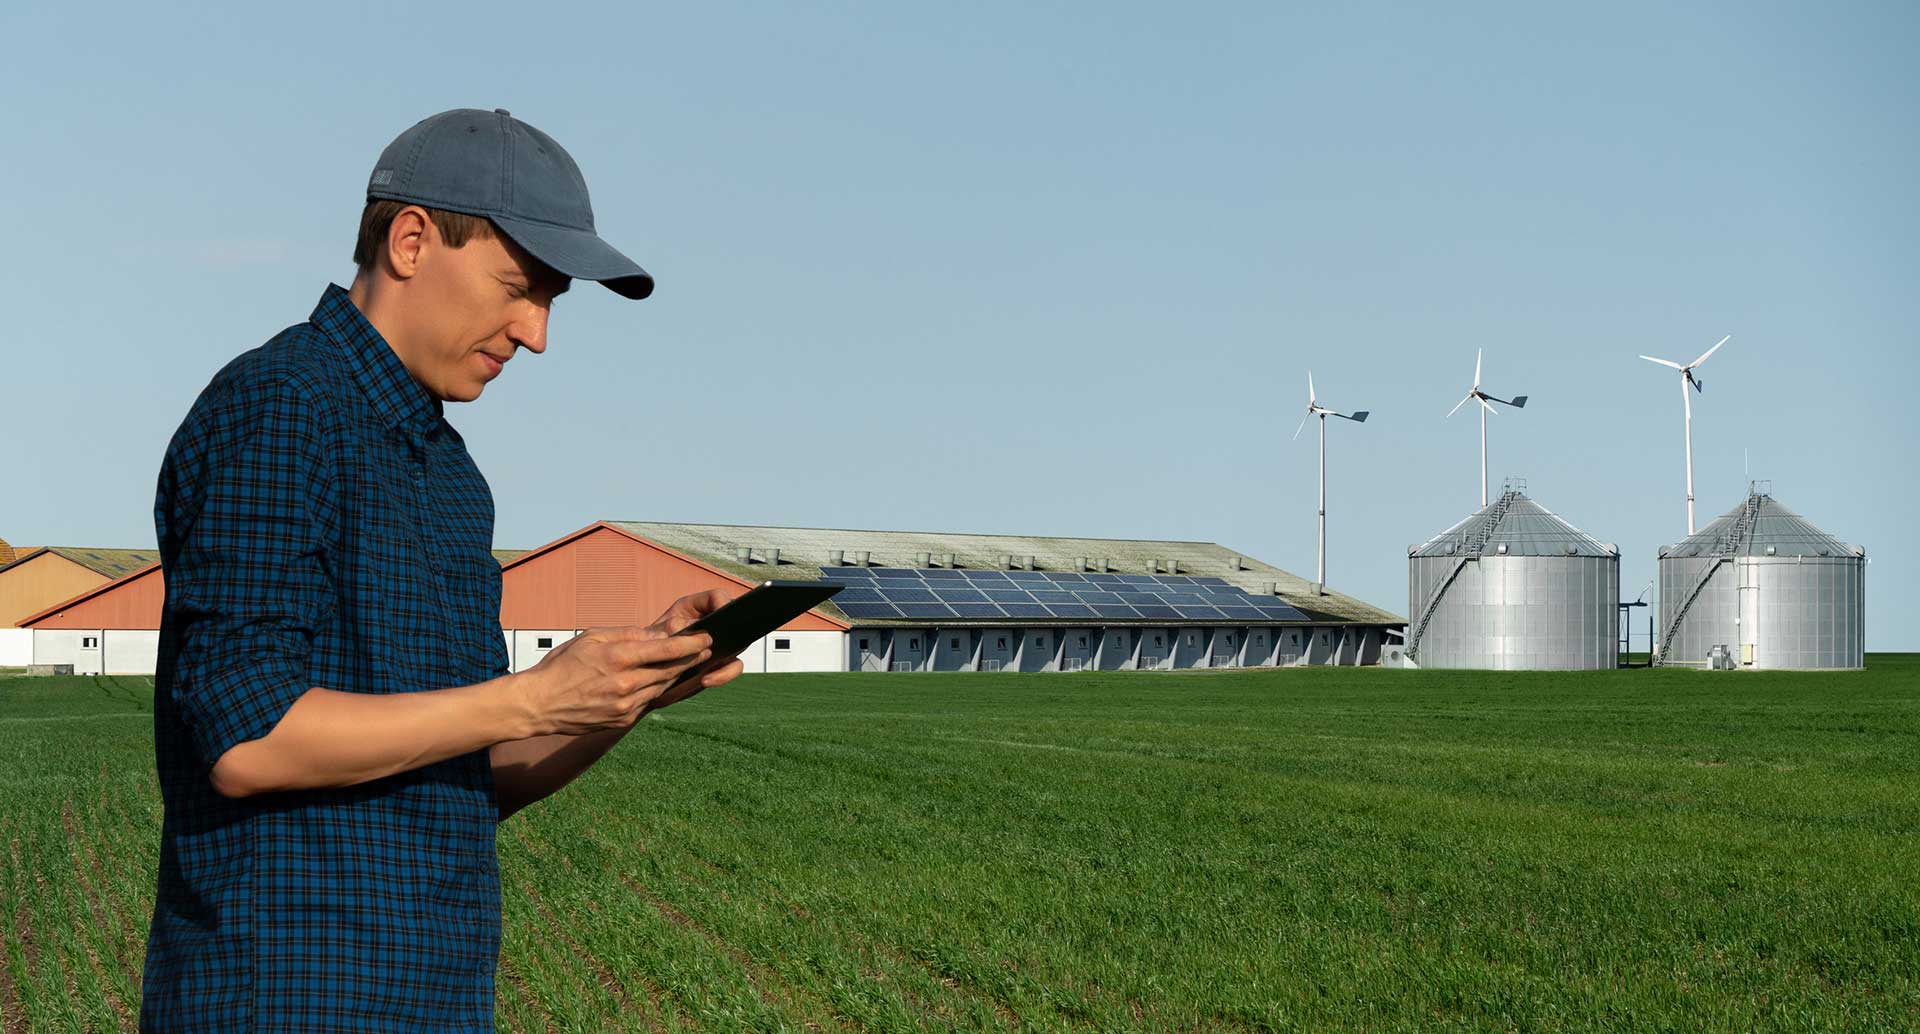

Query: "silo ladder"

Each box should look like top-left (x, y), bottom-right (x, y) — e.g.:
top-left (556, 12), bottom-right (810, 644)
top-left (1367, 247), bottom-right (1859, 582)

top-left (1656, 494), bottom-right (1763, 666)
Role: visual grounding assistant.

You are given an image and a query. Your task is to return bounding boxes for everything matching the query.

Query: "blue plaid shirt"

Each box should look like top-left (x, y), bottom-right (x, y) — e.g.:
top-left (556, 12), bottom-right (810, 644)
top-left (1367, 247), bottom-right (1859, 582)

top-left (145, 285), bottom-right (507, 1032)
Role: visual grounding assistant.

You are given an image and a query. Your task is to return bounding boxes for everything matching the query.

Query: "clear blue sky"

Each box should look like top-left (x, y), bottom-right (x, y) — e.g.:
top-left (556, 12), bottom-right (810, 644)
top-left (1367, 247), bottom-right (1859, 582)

top-left (3, 2), bottom-right (1914, 647)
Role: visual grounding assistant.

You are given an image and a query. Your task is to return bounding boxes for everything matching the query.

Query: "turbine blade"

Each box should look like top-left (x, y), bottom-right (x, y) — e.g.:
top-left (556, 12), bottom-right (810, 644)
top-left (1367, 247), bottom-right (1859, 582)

top-left (1690, 334), bottom-right (1731, 369)
top-left (1478, 397), bottom-right (1499, 416)
top-left (1307, 370), bottom-right (1316, 405)
top-left (1293, 411), bottom-right (1310, 440)
top-left (1641, 355), bottom-right (1683, 370)
top-left (1446, 393), bottom-right (1472, 418)
top-left (1474, 348), bottom-right (1482, 390)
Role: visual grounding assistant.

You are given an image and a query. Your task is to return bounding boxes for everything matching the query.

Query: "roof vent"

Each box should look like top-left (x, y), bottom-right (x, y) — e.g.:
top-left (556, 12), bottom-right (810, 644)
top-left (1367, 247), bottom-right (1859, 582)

top-left (828, 549), bottom-right (845, 566)
top-left (1765, 545), bottom-right (1777, 556)
top-left (765, 548), bottom-right (781, 566)
top-left (941, 552), bottom-right (958, 568)
top-left (1229, 556), bottom-right (1246, 570)
top-left (1262, 581), bottom-right (1278, 596)
top-left (1564, 545), bottom-right (1578, 556)
top-left (1077, 557), bottom-right (1093, 572)
top-left (854, 550), bottom-right (872, 567)
top-left (914, 552), bottom-right (932, 567)
top-left (1101, 557), bottom-right (1115, 572)
top-left (735, 546), bottom-right (755, 564)
top-left (1024, 555), bottom-right (1038, 570)
top-left (1495, 544), bottom-right (1509, 555)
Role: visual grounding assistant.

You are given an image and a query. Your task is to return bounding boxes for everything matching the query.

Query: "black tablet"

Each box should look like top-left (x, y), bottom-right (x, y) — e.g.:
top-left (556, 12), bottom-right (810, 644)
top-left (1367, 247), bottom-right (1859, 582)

top-left (677, 580), bottom-right (844, 659)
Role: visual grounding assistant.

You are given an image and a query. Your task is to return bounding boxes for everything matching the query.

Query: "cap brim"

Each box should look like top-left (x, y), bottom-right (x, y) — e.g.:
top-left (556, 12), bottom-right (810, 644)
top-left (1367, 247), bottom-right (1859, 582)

top-left (491, 215), bottom-right (654, 300)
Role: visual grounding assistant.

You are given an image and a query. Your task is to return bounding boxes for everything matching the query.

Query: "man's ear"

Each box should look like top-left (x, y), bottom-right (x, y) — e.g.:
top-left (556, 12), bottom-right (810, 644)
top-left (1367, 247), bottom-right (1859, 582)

top-left (384, 206), bottom-right (431, 281)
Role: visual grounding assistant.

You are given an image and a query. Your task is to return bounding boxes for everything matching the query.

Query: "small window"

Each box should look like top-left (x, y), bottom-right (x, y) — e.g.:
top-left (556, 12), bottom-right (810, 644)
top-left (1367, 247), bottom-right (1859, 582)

top-left (996, 637), bottom-right (1007, 650)
top-left (1255, 634), bottom-right (1265, 647)
top-left (82, 636), bottom-right (99, 649)
top-left (1037, 637), bottom-right (1047, 649)
top-left (773, 638), bottom-right (791, 651)
top-left (1077, 636), bottom-right (1087, 649)
top-left (950, 637), bottom-right (960, 649)
top-left (1225, 635), bottom-right (1234, 646)
top-left (1153, 635), bottom-right (1163, 648)
top-left (1187, 635), bottom-right (1196, 646)
top-left (909, 638), bottom-right (919, 651)
top-left (536, 636), bottom-right (554, 650)
top-left (1291, 633), bottom-right (1299, 645)
top-left (859, 637), bottom-right (870, 650)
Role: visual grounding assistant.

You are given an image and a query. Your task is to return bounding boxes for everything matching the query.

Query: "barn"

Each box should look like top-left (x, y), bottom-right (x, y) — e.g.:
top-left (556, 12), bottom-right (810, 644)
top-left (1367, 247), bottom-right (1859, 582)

top-left (1, 546), bottom-right (159, 668)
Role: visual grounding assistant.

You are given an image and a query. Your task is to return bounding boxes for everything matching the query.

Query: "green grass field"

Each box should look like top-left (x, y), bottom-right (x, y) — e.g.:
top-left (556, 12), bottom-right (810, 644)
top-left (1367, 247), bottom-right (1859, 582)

top-left (2, 661), bottom-right (1917, 1032)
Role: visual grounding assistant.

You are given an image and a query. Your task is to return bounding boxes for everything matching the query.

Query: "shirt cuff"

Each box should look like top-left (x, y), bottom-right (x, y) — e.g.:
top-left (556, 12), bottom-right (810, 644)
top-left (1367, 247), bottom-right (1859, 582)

top-left (178, 655), bottom-right (313, 768)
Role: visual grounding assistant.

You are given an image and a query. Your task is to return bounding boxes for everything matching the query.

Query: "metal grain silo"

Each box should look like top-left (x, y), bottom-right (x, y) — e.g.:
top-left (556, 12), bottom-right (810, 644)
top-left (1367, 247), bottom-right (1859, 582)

top-left (1656, 485), bottom-right (1865, 669)
top-left (1407, 482), bottom-right (1619, 670)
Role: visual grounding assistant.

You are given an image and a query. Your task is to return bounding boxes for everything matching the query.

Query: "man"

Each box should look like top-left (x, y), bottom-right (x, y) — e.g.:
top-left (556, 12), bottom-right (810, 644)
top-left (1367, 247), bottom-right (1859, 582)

top-left (142, 108), bottom-right (742, 1032)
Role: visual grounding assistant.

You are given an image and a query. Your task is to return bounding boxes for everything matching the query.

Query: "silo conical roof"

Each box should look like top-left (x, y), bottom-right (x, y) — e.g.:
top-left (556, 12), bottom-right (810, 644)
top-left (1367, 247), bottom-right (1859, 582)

top-left (1412, 490), bottom-right (1612, 558)
top-left (1665, 491), bottom-right (1857, 558)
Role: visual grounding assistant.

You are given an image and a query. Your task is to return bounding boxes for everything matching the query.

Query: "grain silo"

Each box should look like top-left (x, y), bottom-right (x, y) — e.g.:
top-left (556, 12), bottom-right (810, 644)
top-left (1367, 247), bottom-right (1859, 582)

top-left (1407, 481), bottom-right (1619, 670)
top-left (1656, 485), bottom-right (1865, 669)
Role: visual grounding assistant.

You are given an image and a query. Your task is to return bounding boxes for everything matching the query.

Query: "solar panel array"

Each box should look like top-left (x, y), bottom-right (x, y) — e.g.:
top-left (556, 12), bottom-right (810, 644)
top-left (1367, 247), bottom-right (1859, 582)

top-left (819, 567), bottom-right (1310, 623)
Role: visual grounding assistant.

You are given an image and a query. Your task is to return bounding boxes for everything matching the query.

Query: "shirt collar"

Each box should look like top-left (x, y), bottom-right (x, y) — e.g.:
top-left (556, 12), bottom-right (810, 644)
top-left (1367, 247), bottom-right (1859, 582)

top-left (311, 284), bottom-right (443, 434)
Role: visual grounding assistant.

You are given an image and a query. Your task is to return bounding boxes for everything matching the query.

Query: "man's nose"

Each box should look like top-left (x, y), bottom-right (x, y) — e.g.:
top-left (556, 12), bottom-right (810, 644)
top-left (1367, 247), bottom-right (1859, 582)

top-left (509, 305), bottom-right (550, 355)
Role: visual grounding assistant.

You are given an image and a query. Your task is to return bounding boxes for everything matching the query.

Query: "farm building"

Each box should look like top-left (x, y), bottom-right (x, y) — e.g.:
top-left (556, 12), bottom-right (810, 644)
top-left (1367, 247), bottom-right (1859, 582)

top-left (0, 546), bottom-right (157, 628)
top-left (0, 546), bottom-right (159, 667)
top-left (1406, 484), bottom-right (1620, 670)
top-left (1657, 486), bottom-right (1865, 669)
top-left (560, 521), bottom-right (1406, 672)
top-left (11, 521), bottom-right (1405, 676)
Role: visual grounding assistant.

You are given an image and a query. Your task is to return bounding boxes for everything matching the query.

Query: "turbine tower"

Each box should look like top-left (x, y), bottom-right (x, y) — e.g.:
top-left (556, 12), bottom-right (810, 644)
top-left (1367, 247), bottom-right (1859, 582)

top-left (1640, 335), bottom-right (1730, 534)
top-left (1293, 371), bottom-right (1369, 593)
top-left (1446, 348), bottom-right (1528, 506)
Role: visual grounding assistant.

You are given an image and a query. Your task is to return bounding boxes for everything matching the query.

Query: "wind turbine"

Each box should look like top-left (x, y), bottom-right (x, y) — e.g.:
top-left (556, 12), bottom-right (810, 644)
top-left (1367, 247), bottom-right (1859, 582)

top-left (1293, 371), bottom-right (1369, 593)
top-left (1446, 349), bottom-right (1528, 507)
top-left (1640, 335), bottom-right (1730, 534)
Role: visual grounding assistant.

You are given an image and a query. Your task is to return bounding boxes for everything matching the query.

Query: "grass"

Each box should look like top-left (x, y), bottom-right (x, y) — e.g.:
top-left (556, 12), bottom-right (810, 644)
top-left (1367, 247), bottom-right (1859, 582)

top-left (1, 660), bottom-right (1917, 1032)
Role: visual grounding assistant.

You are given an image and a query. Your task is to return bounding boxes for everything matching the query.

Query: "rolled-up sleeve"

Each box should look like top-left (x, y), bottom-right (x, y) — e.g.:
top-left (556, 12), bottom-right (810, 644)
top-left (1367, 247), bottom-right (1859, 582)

top-left (165, 375), bottom-right (340, 768)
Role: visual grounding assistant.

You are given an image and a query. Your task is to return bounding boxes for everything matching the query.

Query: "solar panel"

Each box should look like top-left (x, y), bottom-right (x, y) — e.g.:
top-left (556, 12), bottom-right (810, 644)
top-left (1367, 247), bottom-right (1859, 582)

top-left (836, 601), bottom-right (901, 618)
top-left (999, 603), bottom-right (1054, 618)
top-left (920, 568), bottom-right (968, 581)
top-left (983, 589), bottom-right (1036, 603)
top-left (1049, 572), bottom-right (1090, 583)
top-left (881, 587), bottom-right (938, 603)
top-left (963, 570), bottom-right (1013, 583)
top-left (875, 577), bottom-right (924, 589)
top-left (1003, 570), bottom-right (1051, 583)
top-left (868, 568), bottom-right (917, 577)
top-left (1217, 606), bottom-right (1265, 620)
top-left (1083, 573), bottom-right (1125, 584)
top-left (947, 603), bottom-right (1006, 618)
top-left (1118, 592), bottom-right (1164, 606)
top-left (1159, 593), bottom-right (1207, 606)
top-left (1192, 577), bottom-right (1232, 586)
top-left (933, 588), bottom-right (989, 604)
top-left (831, 587), bottom-right (886, 603)
top-left (1046, 604), bottom-right (1098, 619)
top-left (896, 602), bottom-right (955, 619)
top-left (1134, 605), bottom-right (1181, 620)
top-left (1074, 591), bottom-right (1126, 606)
top-left (1030, 590), bottom-right (1080, 605)
top-left (820, 567), bottom-right (875, 579)
top-left (1253, 601), bottom-right (1309, 620)
top-left (1173, 606), bottom-right (1226, 620)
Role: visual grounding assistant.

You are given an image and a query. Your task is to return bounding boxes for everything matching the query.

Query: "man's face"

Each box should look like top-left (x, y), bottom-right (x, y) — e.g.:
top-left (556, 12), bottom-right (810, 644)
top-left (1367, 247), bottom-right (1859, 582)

top-left (396, 220), bottom-right (570, 402)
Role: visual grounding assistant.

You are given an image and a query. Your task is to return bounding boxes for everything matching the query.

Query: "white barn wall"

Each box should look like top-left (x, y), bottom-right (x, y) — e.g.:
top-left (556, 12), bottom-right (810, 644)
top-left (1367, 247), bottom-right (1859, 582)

top-left (0, 629), bottom-right (29, 667)
top-left (104, 630), bottom-right (158, 675)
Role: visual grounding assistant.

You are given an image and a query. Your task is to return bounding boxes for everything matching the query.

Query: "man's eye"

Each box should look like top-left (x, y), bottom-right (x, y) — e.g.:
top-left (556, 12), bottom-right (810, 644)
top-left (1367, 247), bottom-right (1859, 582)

top-left (505, 284), bottom-right (528, 299)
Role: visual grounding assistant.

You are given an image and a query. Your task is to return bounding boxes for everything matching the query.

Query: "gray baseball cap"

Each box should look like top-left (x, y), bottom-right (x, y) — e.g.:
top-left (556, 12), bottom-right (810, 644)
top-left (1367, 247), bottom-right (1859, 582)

top-left (366, 108), bottom-right (653, 299)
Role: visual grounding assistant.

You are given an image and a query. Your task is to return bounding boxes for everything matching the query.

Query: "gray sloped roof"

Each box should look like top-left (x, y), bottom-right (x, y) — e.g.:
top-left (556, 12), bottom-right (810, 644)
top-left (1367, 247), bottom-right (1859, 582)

top-left (1666, 493), bottom-right (1859, 558)
top-left (1412, 493), bottom-right (1613, 558)
top-left (4, 547), bottom-right (160, 579)
top-left (610, 521), bottom-right (1405, 626)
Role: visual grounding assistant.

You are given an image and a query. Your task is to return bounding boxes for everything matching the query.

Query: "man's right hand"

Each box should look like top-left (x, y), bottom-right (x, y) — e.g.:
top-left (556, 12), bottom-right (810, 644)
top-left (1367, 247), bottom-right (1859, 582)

top-left (513, 626), bottom-right (715, 736)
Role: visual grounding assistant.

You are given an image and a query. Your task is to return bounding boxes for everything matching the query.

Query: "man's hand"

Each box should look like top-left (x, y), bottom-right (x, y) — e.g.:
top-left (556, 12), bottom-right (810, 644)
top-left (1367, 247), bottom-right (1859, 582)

top-left (513, 588), bottom-right (749, 736)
